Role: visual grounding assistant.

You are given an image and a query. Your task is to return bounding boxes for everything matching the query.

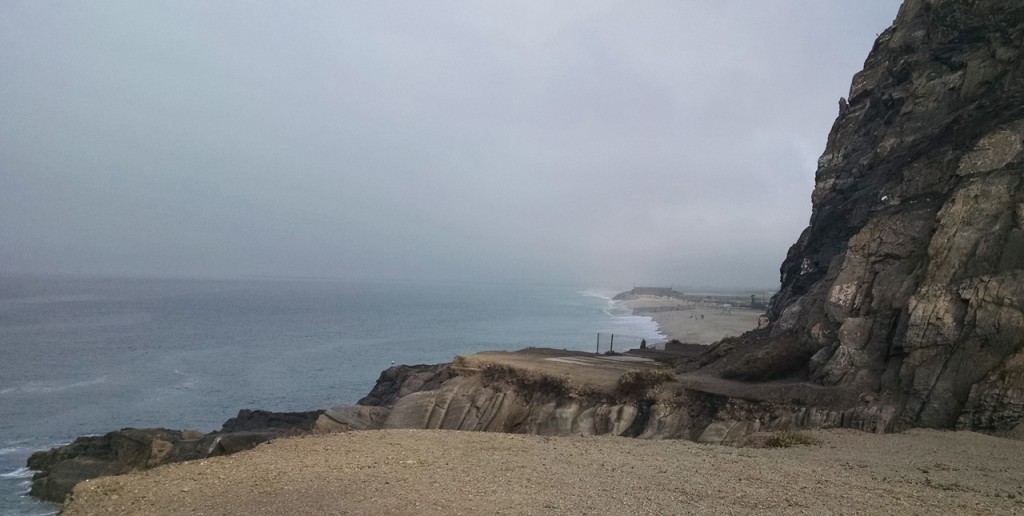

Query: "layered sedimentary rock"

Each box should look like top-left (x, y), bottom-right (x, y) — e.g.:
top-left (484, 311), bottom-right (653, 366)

top-left (28, 0), bottom-right (1024, 506)
top-left (742, 0), bottom-right (1024, 435)
top-left (314, 359), bottom-right (878, 445)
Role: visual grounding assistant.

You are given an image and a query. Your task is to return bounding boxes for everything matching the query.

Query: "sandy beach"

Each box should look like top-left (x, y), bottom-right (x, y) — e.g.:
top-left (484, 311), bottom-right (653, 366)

top-left (63, 428), bottom-right (1024, 515)
top-left (619, 295), bottom-right (763, 346)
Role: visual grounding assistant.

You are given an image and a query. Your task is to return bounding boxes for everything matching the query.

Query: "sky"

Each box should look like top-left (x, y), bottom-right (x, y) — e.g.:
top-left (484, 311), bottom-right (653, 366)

top-left (0, 1), bottom-right (903, 288)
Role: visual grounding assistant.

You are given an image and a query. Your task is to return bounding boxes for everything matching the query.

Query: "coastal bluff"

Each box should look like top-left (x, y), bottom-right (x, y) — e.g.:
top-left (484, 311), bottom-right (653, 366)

top-left (732, 0), bottom-right (1024, 435)
top-left (26, 347), bottom-right (856, 504)
top-left (26, 0), bottom-right (1024, 509)
top-left (302, 0), bottom-right (1024, 443)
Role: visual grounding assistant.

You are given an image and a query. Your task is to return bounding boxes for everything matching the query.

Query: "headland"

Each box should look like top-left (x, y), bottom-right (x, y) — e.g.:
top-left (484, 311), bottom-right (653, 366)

top-left (614, 287), bottom-right (764, 346)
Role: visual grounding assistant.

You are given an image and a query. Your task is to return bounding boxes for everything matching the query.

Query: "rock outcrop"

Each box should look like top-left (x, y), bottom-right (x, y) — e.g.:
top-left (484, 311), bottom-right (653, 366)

top-left (719, 0), bottom-right (1024, 435)
top-left (28, 0), bottom-right (1024, 506)
top-left (27, 409), bottom-right (322, 503)
top-left (313, 357), bottom-right (869, 444)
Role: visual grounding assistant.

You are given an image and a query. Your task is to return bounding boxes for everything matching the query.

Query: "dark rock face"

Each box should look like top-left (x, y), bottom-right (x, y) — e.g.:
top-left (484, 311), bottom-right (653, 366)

top-left (357, 364), bottom-right (453, 407)
top-left (219, 409), bottom-right (323, 433)
top-left (27, 409), bottom-right (322, 503)
top-left (27, 428), bottom-right (211, 503)
top-left (748, 0), bottom-right (1024, 434)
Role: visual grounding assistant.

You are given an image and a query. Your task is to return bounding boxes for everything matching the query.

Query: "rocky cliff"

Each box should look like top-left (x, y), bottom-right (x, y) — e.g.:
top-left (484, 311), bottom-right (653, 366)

top-left (313, 353), bottom-right (869, 444)
top-left (27, 0), bottom-right (1024, 506)
top-left (730, 0), bottom-right (1024, 435)
top-left (27, 409), bottom-right (322, 503)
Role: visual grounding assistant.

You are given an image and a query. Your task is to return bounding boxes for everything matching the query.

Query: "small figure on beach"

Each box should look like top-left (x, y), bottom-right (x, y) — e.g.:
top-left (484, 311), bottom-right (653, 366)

top-left (640, 339), bottom-right (647, 350)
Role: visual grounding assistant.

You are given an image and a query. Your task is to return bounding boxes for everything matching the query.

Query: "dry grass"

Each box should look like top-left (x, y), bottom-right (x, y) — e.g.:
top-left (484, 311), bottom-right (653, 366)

top-left (616, 369), bottom-right (676, 398)
top-left (765, 430), bottom-right (821, 448)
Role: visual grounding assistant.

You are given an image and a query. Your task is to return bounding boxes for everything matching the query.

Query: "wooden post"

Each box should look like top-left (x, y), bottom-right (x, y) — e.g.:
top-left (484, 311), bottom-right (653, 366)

top-left (596, 333), bottom-right (600, 354)
top-left (610, 334), bottom-right (614, 353)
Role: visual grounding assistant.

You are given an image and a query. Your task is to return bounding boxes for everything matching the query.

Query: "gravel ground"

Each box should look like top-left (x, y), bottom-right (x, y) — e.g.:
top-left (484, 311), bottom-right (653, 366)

top-left (61, 428), bottom-right (1024, 515)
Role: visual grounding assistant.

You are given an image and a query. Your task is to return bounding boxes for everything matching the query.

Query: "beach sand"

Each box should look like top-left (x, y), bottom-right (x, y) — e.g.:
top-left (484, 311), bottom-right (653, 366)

top-left (63, 428), bottom-right (1024, 515)
top-left (620, 296), bottom-right (762, 346)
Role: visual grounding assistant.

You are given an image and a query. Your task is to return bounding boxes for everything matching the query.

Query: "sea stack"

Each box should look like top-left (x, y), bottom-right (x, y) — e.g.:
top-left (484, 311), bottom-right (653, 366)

top-left (724, 0), bottom-right (1024, 435)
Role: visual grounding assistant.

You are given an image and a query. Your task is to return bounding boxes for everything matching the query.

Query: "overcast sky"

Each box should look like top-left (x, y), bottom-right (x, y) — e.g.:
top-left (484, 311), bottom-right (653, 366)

top-left (0, 1), bottom-right (902, 287)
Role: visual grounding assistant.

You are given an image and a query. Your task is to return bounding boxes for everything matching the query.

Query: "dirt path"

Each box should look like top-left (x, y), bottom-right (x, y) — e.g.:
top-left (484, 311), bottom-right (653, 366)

top-left (457, 348), bottom-right (660, 391)
top-left (63, 428), bottom-right (1024, 515)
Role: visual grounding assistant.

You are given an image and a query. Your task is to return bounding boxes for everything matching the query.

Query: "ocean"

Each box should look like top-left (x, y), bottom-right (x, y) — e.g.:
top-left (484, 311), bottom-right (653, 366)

top-left (0, 275), bottom-right (662, 514)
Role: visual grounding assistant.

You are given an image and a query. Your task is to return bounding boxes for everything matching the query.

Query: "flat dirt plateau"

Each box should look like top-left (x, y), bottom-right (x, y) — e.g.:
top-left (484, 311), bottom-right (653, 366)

top-left (64, 428), bottom-right (1024, 515)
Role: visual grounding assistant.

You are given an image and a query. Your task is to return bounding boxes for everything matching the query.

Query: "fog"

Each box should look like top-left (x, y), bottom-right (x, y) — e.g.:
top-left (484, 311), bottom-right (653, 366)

top-left (0, 1), bottom-right (902, 287)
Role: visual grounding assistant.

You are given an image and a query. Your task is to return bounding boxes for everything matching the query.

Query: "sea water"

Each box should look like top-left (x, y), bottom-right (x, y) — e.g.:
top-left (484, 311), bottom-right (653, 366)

top-left (0, 275), bottom-right (662, 514)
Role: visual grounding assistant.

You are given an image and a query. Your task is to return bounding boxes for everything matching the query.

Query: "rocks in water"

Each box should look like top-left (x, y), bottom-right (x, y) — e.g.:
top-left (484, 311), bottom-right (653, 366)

top-left (219, 409), bottom-right (323, 433)
top-left (27, 428), bottom-right (212, 503)
top-left (27, 409), bottom-right (323, 503)
top-left (717, 0), bottom-right (1024, 434)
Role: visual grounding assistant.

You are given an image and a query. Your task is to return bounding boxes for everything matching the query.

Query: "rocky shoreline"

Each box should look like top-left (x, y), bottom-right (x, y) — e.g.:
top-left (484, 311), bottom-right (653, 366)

top-left (26, 409), bottom-right (323, 503)
top-left (23, 345), bottom-right (872, 505)
top-left (25, 0), bottom-right (1024, 511)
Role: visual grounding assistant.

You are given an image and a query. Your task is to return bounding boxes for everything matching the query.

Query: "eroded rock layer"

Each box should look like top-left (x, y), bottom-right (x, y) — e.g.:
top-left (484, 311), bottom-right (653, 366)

top-left (757, 0), bottom-right (1024, 435)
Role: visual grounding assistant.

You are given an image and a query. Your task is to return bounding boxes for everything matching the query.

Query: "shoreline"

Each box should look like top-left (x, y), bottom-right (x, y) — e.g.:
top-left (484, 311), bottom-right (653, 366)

top-left (616, 293), bottom-right (763, 347)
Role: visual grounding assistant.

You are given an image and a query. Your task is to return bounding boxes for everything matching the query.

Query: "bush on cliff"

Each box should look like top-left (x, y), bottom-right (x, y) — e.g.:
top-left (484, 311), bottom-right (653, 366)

top-left (765, 430), bottom-right (820, 448)
top-left (616, 368), bottom-right (675, 398)
top-left (480, 364), bottom-right (571, 400)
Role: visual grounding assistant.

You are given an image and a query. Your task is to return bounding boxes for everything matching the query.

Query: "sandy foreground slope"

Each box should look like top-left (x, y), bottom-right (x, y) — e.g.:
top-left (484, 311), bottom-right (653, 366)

top-left (64, 428), bottom-right (1024, 515)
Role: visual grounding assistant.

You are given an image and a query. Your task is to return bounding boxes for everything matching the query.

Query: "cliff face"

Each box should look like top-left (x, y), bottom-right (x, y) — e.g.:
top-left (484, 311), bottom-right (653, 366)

top-left (27, 410), bottom-right (323, 503)
top-left (315, 359), bottom-right (883, 444)
top-left (762, 0), bottom-right (1024, 434)
top-left (26, 1), bottom-right (1024, 505)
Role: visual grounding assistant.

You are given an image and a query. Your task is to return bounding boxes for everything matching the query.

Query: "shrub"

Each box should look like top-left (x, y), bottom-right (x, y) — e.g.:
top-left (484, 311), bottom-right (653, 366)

top-left (616, 368), bottom-right (675, 398)
top-left (480, 364), bottom-right (570, 399)
top-left (765, 430), bottom-right (820, 448)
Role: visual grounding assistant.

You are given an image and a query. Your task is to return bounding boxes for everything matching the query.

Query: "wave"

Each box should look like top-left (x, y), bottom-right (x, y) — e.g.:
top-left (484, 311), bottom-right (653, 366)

top-left (6, 294), bottom-right (103, 305)
top-left (171, 370), bottom-right (197, 390)
top-left (0, 467), bottom-right (33, 479)
top-left (0, 446), bottom-right (32, 457)
top-left (579, 288), bottom-right (625, 301)
top-left (0, 376), bottom-right (108, 397)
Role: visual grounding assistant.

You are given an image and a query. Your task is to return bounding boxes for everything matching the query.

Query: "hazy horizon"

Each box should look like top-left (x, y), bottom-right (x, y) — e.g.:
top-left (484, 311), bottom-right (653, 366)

top-left (1, 1), bottom-right (903, 288)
